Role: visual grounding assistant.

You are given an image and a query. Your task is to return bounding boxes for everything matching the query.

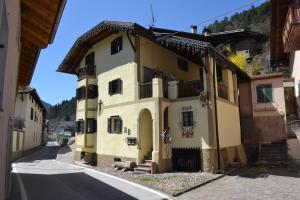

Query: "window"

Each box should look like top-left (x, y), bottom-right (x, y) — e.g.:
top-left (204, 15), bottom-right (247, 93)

top-left (182, 111), bottom-right (193, 127)
top-left (256, 84), bottom-right (272, 103)
top-left (87, 118), bottom-right (97, 133)
top-left (76, 120), bottom-right (84, 133)
top-left (111, 36), bottom-right (123, 55)
top-left (143, 67), bottom-right (154, 83)
top-left (108, 79), bottom-right (122, 95)
top-left (76, 87), bottom-right (86, 100)
top-left (87, 85), bottom-right (98, 99)
top-left (30, 108), bottom-right (33, 120)
top-left (216, 65), bottom-right (223, 82)
top-left (85, 52), bottom-right (95, 66)
top-left (178, 58), bottom-right (188, 71)
top-left (107, 116), bottom-right (122, 133)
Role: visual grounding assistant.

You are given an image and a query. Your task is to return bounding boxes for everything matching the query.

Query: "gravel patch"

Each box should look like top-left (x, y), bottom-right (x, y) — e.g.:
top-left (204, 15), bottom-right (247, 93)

top-left (94, 166), bottom-right (222, 196)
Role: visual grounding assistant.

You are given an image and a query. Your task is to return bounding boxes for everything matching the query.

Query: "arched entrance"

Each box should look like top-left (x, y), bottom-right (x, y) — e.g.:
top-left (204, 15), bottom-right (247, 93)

top-left (139, 109), bottom-right (153, 163)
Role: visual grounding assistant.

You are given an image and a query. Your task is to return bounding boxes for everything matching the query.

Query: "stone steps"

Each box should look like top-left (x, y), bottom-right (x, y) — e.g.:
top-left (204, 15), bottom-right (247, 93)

top-left (258, 142), bottom-right (287, 164)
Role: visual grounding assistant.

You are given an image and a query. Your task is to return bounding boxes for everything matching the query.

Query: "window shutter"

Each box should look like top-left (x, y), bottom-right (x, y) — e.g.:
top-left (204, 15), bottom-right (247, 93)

top-left (76, 88), bottom-right (79, 99)
top-left (76, 121), bottom-right (79, 132)
top-left (108, 82), bottom-right (112, 95)
top-left (117, 79), bottom-right (122, 93)
top-left (117, 118), bottom-right (122, 134)
top-left (82, 87), bottom-right (86, 99)
top-left (107, 118), bottom-right (111, 133)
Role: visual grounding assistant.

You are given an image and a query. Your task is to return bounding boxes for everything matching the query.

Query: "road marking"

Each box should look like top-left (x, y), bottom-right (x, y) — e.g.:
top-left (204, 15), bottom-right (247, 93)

top-left (12, 164), bottom-right (28, 200)
top-left (225, 175), bottom-right (238, 183)
top-left (57, 161), bottom-right (172, 200)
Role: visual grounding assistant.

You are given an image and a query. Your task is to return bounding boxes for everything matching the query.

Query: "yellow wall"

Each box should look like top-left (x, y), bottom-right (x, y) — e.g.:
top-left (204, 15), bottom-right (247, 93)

top-left (168, 99), bottom-right (210, 149)
top-left (14, 93), bottom-right (44, 151)
top-left (97, 100), bottom-right (157, 162)
top-left (139, 36), bottom-right (201, 83)
top-left (217, 99), bottom-right (241, 148)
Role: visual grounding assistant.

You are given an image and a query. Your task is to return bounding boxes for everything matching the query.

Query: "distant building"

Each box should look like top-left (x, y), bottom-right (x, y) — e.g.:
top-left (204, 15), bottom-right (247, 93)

top-left (58, 21), bottom-right (249, 173)
top-left (12, 87), bottom-right (47, 160)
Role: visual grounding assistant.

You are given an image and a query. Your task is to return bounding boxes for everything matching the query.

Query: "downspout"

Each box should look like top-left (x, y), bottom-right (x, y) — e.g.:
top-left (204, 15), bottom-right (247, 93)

top-left (212, 53), bottom-right (221, 172)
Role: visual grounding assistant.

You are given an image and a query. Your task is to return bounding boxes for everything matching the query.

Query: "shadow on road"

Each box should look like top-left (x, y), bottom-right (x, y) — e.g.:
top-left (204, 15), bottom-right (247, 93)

top-left (14, 146), bottom-right (60, 163)
top-left (11, 172), bottom-right (137, 200)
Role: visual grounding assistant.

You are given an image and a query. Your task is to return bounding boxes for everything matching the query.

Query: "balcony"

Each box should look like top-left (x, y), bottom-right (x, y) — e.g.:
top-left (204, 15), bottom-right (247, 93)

top-left (77, 65), bottom-right (96, 79)
top-left (177, 80), bottom-right (203, 98)
top-left (218, 82), bottom-right (228, 100)
top-left (283, 4), bottom-right (300, 52)
top-left (140, 82), bottom-right (153, 99)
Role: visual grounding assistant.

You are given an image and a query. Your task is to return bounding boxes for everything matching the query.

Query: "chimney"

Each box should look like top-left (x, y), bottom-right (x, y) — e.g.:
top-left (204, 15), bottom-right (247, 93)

top-left (191, 25), bottom-right (197, 34)
top-left (202, 28), bottom-right (211, 36)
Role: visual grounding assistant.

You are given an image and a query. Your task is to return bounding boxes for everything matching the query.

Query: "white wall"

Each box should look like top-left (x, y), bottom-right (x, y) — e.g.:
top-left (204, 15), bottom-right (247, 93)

top-left (0, 0), bottom-right (20, 199)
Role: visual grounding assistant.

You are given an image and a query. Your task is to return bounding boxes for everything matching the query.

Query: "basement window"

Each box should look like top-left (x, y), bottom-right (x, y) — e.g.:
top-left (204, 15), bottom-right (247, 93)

top-left (111, 36), bottom-right (123, 55)
top-left (107, 116), bottom-right (122, 134)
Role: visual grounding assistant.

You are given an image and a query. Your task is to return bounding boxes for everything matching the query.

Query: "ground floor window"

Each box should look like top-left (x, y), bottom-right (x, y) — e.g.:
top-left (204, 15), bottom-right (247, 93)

top-left (107, 116), bottom-right (122, 134)
top-left (76, 120), bottom-right (84, 134)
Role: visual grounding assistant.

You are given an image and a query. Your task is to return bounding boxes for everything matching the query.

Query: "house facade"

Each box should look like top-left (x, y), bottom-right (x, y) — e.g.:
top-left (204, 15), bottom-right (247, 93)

top-left (12, 87), bottom-right (46, 160)
top-left (0, 0), bottom-right (66, 198)
top-left (271, 0), bottom-right (300, 118)
top-left (239, 73), bottom-right (288, 161)
top-left (58, 21), bottom-right (248, 173)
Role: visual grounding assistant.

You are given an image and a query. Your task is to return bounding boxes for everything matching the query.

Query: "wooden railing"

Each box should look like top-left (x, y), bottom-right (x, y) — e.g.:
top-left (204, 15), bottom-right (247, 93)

top-left (283, 3), bottom-right (300, 52)
top-left (77, 65), bottom-right (96, 79)
top-left (140, 82), bottom-right (152, 99)
top-left (178, 80), bottom-right (203, 98)
top-left (218, 82), bottom-right (228, 100)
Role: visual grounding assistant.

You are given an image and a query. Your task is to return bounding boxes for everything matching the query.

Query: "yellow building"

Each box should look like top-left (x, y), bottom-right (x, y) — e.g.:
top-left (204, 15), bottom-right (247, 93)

top-left (12, 87), bottom-right (47, 160)
top-left (58, 21), bottom-right (248, 173)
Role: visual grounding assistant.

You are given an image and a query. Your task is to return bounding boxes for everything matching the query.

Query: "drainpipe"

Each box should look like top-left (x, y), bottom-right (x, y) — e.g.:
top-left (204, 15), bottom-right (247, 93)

top-left (212, 53), bottom-right (221, 172)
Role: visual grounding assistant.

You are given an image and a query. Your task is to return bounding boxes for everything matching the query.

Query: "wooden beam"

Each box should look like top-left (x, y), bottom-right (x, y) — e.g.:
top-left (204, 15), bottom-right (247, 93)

top-left (21, 25), bottom-right (48, 48)
top-left (21, 3), bottom-right (53, 32)
top-left (22, 20), bottom-right (51, 41)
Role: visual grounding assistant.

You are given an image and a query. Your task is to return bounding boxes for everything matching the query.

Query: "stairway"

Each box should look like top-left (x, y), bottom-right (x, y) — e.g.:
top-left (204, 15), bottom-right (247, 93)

top-left (134, 159), bottom-right (152, 173)
top-left (258, 142), bottom-right (287, 164)
top-left (134, 151), bottom-right (153, 173)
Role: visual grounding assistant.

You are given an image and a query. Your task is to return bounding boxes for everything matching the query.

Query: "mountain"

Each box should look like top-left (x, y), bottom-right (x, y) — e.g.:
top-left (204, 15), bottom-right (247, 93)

top-left (42, 100), bottom-right (52, 113)
top-left (205, 1), bottom-right (270, 34)
top-left (47, 97), bottom-right (76, 121)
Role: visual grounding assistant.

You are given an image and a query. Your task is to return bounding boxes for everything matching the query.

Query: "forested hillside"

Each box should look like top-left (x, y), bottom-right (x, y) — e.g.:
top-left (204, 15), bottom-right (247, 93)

top-left (205, 1), bottom-right (270, 34)
top-left (47, 97), bottom-right (76, 121)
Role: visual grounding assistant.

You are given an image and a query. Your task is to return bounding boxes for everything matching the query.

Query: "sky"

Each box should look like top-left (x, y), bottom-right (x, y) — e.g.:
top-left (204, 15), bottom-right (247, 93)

top-left (31, 0), bottom-right (267, 105)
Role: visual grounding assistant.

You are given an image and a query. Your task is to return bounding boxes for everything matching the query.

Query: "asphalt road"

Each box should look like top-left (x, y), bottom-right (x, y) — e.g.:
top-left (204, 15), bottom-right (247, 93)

top-left (11, 142), bottom-right (170, 200)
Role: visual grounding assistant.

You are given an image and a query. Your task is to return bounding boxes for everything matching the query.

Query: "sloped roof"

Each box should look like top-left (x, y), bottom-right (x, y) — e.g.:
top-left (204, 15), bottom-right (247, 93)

top-left (57, 20), bottom-right (250, 82)
top-left (19, 0), bottom-right (67, 86)
top-left (18, 87), bottom-right (46, 114)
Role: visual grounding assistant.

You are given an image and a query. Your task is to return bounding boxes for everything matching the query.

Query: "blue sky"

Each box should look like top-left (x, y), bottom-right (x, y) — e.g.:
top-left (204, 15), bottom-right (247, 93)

top-left (31, 0), bottom-right (266, 105)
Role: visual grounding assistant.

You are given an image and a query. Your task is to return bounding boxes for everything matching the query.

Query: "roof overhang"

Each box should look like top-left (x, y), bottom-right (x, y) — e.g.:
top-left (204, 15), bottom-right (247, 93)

top-left (18, 0), bottom-right (67, 86)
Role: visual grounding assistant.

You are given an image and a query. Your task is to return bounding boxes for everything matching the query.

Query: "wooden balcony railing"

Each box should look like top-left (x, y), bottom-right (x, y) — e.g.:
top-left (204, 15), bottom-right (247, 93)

top-left (283, 3), bottom-right (300, 52)
top-left (218, 82), bottom-right (228, 100)
top-left (178, 80), bottom-right (203, 98)
top-left (140, 82), bottom-right (152, 99)
top-left (77, 65), bottom-right (96, 79)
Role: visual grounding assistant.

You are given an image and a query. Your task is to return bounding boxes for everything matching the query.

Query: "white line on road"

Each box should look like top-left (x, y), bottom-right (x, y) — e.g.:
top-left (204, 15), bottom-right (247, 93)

top-left (12, 164), bottom-right (28, 200)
